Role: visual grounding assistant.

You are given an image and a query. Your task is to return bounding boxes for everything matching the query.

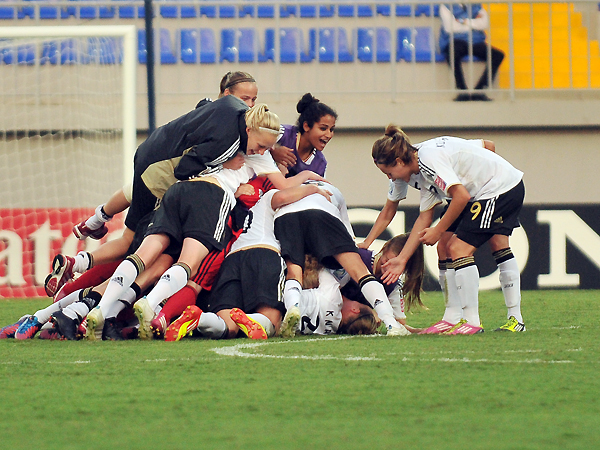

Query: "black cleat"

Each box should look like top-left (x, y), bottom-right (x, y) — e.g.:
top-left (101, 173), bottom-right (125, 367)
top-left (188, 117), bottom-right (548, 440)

top-left (102, 318), bottom-right (124, 341)
top-left (50, 311), bottom-right (81, 341)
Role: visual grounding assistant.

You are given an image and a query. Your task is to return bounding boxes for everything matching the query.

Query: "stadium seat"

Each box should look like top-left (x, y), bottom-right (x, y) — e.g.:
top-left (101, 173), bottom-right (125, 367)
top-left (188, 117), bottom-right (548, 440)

top-left (87, 37), bottom-right (119, 65)
top-left (160, 0), bottom-right (178, 19)
top-left (338, 5), bottom-right (354, 17)
top-left (319, 5), bottom-right (334, 17)
top-left (319, 28), bottom-right (353, 63)
top-left (17, 5), bottom-right (35, 19)
top-left (180, 4), bottom-right (197, 18)
top-left (219, 5), bottom-right (235, 18)
top-left (257, 5), bottom-right (274, 18)
top-left (258, 28), bottom-right (275, 62)
top-left (397, 27), bottom-right (444, 62)
top-left (199, 5), bottom-right (216, 18)
top-left (300, 5), bottom-right (316, 18)
top-left (357, 28), bottom-right (374, 62)
top-left (138, 29), bottom-right (177, 64)
top-left (376, 28), bottom-right (391, 62)
top-left (279, 5), bottom-right (295, 18)
top-left (0, 6), bottom-right (14, 19)
top-left (0, 46), bottom-right (14, 65)
top-left (238, 28), bottom-right (256, 63)
top-left (239, 5), bottom-right (254, 17)
top-left (280, 27), bottom-right (299, 63)
top-left (18, 44), bottom-right (35, 65)
top-left (358, 5), bottom-right (374, 17)
top-left (61, 39), bottom-right (78, 65)
top-left (40, 41), bottom-right (59, 65)
top-left (376, 4), bottom-right (391, 16)
top-left (220, 28), bottom-right (236, 63)
top-left (199, 28), bottom-right (216, 64)
top-left (339, 4), bottom-right (373, 17)
top-left (180, 29), bottom-right (198, 64)
top-left (301, 28), bottom-right (317, 62)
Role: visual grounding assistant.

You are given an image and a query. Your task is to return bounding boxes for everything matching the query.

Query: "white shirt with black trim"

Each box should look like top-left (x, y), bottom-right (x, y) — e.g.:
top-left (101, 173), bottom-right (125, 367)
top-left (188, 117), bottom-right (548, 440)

top-left (299, 270), bottom-right (343, 335)
top-left (230, 189), bottom-right (280, 253)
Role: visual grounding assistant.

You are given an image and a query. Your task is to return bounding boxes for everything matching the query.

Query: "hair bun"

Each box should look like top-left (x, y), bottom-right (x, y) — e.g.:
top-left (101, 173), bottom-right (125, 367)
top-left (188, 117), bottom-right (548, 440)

top-left (296, 92), bottom-right (319, 114)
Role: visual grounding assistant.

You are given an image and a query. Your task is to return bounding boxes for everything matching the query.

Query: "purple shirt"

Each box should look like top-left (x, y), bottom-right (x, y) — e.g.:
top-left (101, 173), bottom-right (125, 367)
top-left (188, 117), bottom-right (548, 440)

top-left (278, 124), bottom-right (328, 177)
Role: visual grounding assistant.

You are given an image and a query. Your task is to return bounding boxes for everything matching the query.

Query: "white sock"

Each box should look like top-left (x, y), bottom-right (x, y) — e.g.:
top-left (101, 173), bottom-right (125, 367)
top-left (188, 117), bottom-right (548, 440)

top-left (454, 264), bottom-right (480, 326)
top-left (84, 204), bottom-right (111, 230)
top-left (98, 259), bottom-right (139, 317)
top-left (197, 312), bottom-right (228, 339)
top-left (34, 289), bottom-right (81, 323)
top-left (442, 268), bottom-right (462, 324)
top-left (64, 302), bottom-right (91, 320)
top-left (498, 258), bottom-right (523, 322)
top-left (283, 279), bottom-right (302, 310)
top-left (104, 288), bottom-right (137, 319)
top-left (146, 264), bottom-right (189, 311)
top-left (247, 313), bottom-right (275, 337)
top-left (73, 251), bottom-right (91, 273)
top-left (360, 278), bottom-right (398, 328)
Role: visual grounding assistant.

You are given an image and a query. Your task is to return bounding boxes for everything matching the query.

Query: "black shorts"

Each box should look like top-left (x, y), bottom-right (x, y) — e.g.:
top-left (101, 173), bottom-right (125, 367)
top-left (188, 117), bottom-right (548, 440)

top-left (146, 180), bottom-right (234, 257)
top-left (455, 180), bottom-right (525, 248)
top-left (124, 173), bottom-right (159, 232)
top-left (440, 201), bottom-right (468, 233)
top-left (274, 210), bottom-right (358, 270)
top-left (209, 248), bottom-right (285, 314)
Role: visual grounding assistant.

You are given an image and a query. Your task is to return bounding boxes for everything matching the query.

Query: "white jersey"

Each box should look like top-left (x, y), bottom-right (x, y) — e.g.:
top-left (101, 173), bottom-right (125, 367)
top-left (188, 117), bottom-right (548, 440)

top-left (298, 270), bottom-right (343, 335)
top-left (206, 151), bottom-right (279, 204)
top-left (230, 189), bottom-right (280, 253)
top-left (274, 181), bottom-right (354, 238)
top-left (416, 136), bottom-right (523, 210)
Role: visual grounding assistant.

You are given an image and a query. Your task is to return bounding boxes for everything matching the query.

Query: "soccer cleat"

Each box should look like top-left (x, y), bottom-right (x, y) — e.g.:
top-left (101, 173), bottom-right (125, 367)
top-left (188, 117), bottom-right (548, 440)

top-left (72, 221), bottom-right (108, 240)
top-left (446, 320), bottom-right (484, 335)
top-left (85, 307), bottom-right (104, 341)
top-left (102, 318), bottom-right (124, 341)
top-left (44, 254), bottom-right (75, 297)
top-left (50, 311), bottom-right (81, 341)
top-left (279, 306), bottom-right (300, 338)
top-left (495, 316), bottom-right (526, 332)
top-left (38, 327), bottom-right (65, 340)
top-left (0, 316), bottom-right (30, 339)
top-left (133, 297), bottom-right (156, 340)
top-left (151, 312), bottom-right (168, 339)
top-left (165, 306), bottom-right (202, 342)
top-left (419, 320), bottom-right (456, 335)
top-left (15, 316), bottom-right (43, 340)
top-left (230, 308), bottom-right (268, 340)
top-left (386, 323), bottom-right (411, 336)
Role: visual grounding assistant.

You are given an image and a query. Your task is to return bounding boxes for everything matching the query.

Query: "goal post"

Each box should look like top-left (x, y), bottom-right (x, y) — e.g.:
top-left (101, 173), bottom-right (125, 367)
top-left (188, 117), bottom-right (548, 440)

top-left (0, 25), bottom-right (136, 298)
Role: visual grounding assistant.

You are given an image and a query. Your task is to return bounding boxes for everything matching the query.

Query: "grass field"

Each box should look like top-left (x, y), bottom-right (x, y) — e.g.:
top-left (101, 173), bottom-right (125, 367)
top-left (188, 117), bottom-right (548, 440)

top-left (1, 290), bottom-right (600, 450)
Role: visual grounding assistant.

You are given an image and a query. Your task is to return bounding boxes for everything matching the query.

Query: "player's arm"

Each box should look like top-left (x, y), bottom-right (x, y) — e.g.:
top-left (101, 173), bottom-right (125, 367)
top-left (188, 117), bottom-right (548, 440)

top-left (270, 145), bottom-right (297, 168)
top-left (266, 169), bottom-right (325, 190)
top-left (381, 208), bottom-right (434, 284)
top-left (271, 184), bottom-right (331, 210)
top-left (359, 199), bottom-right (400, 249)
top-left (419, 184), bottom-right (470, 246)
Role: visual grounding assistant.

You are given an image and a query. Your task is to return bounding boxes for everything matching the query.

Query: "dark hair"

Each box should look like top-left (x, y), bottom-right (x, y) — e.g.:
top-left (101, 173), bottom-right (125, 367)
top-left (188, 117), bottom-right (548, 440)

top-left (219, 71), bottom-right (256, 97)
top-left (380, 233), bottom-right (425, 312)
top-left (372, 124), bottom-right (417, 167)
top-left (295, 93), bottom-right (338, 134)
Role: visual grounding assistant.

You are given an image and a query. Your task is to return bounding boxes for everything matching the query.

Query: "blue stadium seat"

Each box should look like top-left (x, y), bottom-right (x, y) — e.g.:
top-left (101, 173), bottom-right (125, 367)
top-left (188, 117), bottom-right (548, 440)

top-left (238, 28), bottom-right (256, 63)
top-left (340, 4), bottom-right (374, 17)
top-left (357, 28), bottom-right (374, 62)
top-left (41, 41), bottom-right (59, 65)
top-left (0, 6), bottom-right (14, 19)
top-left (199, 5), bottom-right (216, 18)
top-left (219, 5), bottom-right (235, 18)
top-left (220, 28), bottom-right (236, 62)
top-left (358, 5), bottom-right (374, 17)
top-left (397, 27), bottom-right (444, 62)
top-left (279, 5), bottom-right (296, 18)
top-left (319, 28), bottom-right (353, 63)
top-left (415, 4), bottom-right (440, 17)
top-left (301, 28), bottom-right (316, 62)
top-left (0, 46), bottom-right (14, 64)
top-left (40, 4), bottom-right (59, 20)
top-left (87, 37), bottom-right (120, 64)
top-left (300, 5), bottom-right (316, 18)
top-left (280, 27), bottom-right (299, 63)
top-left (257, 5), bottom-right (274, 18)
top-left (160, 1), bottom-right (178, 19)
top-left (138, 29), bottom-right (177, 64)
top-left (199, 28), bottom-right (216, 63)
top-left (180, 4), bottom-right (197, 18)
top-left (239, 5), bottom-right (254, 17)
top-left (395, 4), bottom-right (412, 16)
top-left (18, 44), bottom-right (35, 64)
top-left (61, 39), bottom-right (78, 64)
top-left (180, 29), bottom-right (198, 64)
top-left (376, 28), bottom-right (391, 62)
top-left (338, 5), bottom-right (354, 17)
top-left (17, 5), bottom-right (35, 19)
top-left (376, 4), bottom-right (390, 16)
top-left (319, 5), bottom-right (334, 17)
top-left (258, 28), bottom-right (275, 62)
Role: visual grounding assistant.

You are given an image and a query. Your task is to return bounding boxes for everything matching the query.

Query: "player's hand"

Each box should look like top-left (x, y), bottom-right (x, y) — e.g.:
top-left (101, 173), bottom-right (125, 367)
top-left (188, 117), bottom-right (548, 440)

top-left (419, 227), bottom-right (442, 246)
top-left (235, 183), bottom-right (255, 198)
top-left (222, 153), bottom-right (245, 170)
top-left (381, 258), bottom-right (406, 285)
top-left (271, 145), bottom-right (297, 168)
top-left (357, 241), bottom-right (370, 249)
top-left (315, 188), bottom-right (332, 202)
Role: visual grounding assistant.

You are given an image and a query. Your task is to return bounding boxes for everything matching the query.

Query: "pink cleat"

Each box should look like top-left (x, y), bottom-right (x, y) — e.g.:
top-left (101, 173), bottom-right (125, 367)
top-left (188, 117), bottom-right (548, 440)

top-left (230, 308), bottom-right (267, 340)
top-left (419, 320), bottom-right (456, 335)
top-left (165, 306), bottom-right (202, 342)
top-left (151, 312), bottom-right (168, 339)
top-left (446, 321), bottom-right (484, 335)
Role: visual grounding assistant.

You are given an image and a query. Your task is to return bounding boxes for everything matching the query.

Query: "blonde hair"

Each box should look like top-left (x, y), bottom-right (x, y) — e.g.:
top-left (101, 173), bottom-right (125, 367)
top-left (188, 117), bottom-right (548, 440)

top-left (302, 255), bottom-right (322, 290)
top-left (245, 103), bottom-right (280, 135)
top-left (339, 304), bottom-right (378, 335)
top-left (372, 124), bottom-right (417, 167)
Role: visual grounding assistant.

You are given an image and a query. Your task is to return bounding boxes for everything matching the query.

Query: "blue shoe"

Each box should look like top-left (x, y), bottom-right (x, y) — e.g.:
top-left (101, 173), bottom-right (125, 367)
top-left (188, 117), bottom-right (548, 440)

top-left (15, 316), bottom-right (43, 340)
top-left (0, 316), bottom-right (30, 339)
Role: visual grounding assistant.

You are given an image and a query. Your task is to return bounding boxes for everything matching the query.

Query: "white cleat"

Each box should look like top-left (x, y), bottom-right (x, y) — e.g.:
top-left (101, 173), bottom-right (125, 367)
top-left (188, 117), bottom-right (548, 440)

top-left (85, 307), bottom-right (104, 341)
top-left (279, 306), bottom-right (301, 338)
top-left (386, 323), bottom-right (411, 336)
top-left (133, 297), bottom-right (156, 340)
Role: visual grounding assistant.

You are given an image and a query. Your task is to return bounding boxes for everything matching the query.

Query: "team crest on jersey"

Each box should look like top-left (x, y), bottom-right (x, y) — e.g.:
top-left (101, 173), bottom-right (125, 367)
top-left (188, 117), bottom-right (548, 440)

top-left (434, 176), bottom-right (446, 191)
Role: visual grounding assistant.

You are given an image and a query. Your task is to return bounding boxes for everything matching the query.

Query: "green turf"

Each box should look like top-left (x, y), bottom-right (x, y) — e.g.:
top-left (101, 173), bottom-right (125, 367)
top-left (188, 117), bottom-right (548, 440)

top-left (1, 290), bottom-right (599, 450)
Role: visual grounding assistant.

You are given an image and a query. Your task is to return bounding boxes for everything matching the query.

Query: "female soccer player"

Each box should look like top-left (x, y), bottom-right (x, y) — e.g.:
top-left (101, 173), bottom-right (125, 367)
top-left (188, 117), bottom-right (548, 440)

top-left (372, 126), bottom-right (525, 334)
top-left (271, 93), bottom-right (337, 177)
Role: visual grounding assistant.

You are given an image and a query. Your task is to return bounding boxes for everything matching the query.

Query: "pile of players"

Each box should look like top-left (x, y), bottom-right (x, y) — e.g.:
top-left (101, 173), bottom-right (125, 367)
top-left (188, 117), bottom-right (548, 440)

top-left (1, 71), bottom-right (526, 342)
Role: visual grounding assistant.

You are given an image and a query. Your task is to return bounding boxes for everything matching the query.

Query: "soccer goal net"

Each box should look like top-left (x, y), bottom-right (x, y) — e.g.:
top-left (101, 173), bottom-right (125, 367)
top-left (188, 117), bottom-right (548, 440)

top-left (0, 25), bottom-right (136, 298)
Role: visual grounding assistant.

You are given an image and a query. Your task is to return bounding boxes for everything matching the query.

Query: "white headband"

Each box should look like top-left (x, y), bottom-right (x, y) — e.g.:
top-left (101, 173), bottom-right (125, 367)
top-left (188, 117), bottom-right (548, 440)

top-left (259, 126), bottom-right (279, 135)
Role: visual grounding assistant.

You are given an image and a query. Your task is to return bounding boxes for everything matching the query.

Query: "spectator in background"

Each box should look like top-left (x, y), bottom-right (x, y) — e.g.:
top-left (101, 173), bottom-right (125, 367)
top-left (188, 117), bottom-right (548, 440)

top-left (439, 3), bottom-right (505, 101)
